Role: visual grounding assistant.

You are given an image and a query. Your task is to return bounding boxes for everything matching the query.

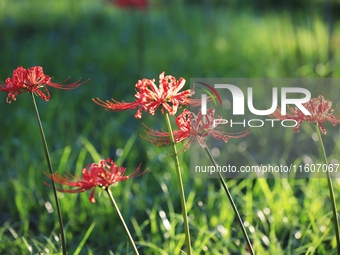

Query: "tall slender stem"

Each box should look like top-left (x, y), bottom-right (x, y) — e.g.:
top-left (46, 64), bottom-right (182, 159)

top-left (164, 113), bottom-right (192, 255)
top-left (31, 93), bottom-right (66, 255)
top-left (204, 147), bottom-right (255, 255)
top-left (106, 188), bottom-right (139, 255)
top-left (315, 124), bottom-right (340, 255)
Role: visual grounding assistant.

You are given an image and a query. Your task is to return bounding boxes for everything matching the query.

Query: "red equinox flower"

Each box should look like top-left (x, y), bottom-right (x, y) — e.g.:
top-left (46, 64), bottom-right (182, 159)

top-left (93, 72), bottom-right (193, 118)
top-left (271, 95), bottom-right (340, 135)
top-left (145, 108), bottom-right (250, 148)
top-left (0, 66), bottom-right (85, 103)
top-left (46, 158), bottom-right (146, 203)
top-left (114, 0), bottom-right (148, 9)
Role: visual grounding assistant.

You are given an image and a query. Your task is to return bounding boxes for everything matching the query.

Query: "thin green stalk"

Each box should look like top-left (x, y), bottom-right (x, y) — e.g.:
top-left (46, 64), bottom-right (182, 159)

top-left (31, 93), bottom-right (66, 255)
top-left (164, 113), bottom-right (192, 255)
top-left (315, 124), bottom-right (340, 255)
top-left (106, 188), bottom-right (139, 255)
top-left (204, 147), bottom-right (255, 255)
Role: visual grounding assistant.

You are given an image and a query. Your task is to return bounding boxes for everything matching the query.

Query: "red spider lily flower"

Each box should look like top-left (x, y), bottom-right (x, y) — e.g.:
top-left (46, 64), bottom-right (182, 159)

top-left (0, 66), bottom-right (86, 103)
top-left (45, 158), bottom-right (146, 203)
top-left (114, 0), bottom-right (148, 9)
top-left (145, 108), bottom-right (251, 148)
top-left (270, 95), bottom-right (340, 135)
top-left (93, 72), bottom-right (194, 118)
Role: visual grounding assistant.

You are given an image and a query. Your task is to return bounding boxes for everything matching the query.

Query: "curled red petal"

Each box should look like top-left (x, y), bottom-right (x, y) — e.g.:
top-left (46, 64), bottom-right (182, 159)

top-left (94, 72), bottom-right (192, 118)
top-left (89, 188), bottom-right (97, 203)
top-left (1, 66), bottom-right (86, 103)
top-left (269, 96), bottom-right (340, 134)
top-left (93, 97), bottom-right (141, 112)
top-left (47, 77), bottom-right (89, 90)
top-left (44, 158), bottom-right (146, 203)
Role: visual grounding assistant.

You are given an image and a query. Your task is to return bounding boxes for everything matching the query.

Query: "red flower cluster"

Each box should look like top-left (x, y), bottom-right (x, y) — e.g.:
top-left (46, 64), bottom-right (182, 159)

top-left (146, 108), bottom-right (250, 148)
top-left (46, 158), bottom-right (146, 203)
top-left (271, 95), bottom-right (340, 135)
top-left (114, 0), bottom-right (148, 9)
top-left (0, 66), bottom-right (85, 103)
top-left (93, 72), bottom-right (193, 118)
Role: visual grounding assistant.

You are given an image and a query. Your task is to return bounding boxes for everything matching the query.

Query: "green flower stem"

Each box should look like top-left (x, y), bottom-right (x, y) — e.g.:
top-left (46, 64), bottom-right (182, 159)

top-left (164, 113), bottom-right (192, 255)
top-left (106, 188), bottom-right (139, 255)
top-left (31, 93), bottom-right (66, 255)
top-left (204, 147), bottom-right (255, 255)
top-left (315, 124), bottom-right (340, 255)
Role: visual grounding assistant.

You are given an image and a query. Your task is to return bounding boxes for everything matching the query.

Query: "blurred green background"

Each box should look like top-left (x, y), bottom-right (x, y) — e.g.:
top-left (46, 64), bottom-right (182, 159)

top-left (0, 0), bottom-right (340, 254)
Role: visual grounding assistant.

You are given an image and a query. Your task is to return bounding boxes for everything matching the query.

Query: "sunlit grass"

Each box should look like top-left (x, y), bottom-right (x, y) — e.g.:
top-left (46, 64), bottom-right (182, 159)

top-left (0, 0), bottom-right (339, 254)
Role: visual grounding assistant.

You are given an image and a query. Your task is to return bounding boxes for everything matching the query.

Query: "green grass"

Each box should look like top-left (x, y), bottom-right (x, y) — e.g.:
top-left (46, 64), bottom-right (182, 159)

top-left (0, 0), bottom-right (340, 254)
